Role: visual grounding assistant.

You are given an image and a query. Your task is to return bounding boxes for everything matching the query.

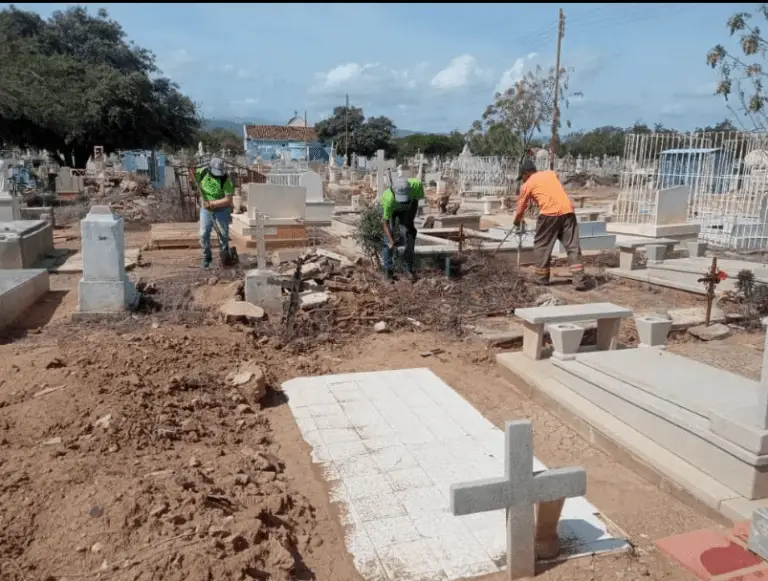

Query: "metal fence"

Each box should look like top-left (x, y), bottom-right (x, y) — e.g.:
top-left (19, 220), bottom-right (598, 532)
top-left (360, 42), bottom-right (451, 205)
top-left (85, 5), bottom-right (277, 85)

top-left (616, 131), bottom-right (768, 250)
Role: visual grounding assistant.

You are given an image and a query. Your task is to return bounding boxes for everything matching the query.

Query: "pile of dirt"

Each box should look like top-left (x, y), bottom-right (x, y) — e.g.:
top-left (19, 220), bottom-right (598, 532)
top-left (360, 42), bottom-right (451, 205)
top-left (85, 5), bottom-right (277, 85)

top-left (0, 326), bottom-right (333, 581)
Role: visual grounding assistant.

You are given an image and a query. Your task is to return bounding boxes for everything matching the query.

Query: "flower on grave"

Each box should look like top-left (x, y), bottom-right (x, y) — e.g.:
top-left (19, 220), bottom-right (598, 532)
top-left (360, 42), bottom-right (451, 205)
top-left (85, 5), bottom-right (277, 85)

top-left (717, 270), bottom-right (728, 281)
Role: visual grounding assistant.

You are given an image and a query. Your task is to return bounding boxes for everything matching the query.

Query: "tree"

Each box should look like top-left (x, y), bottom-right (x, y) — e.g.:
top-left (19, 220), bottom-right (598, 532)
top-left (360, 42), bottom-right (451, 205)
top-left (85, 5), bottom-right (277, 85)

top-left (314, 106), bottom-right (395, 158)
top-left (708, 6), bottom-right (768, 130)
top-left (559, 126), bottom-right (626, 157)
top-left (198, 128), bottom-right (244, 155)
top-left (467, 65), bottom-right (580, 165)
top-left (695, 119), bottom-right (739, 133)
top-left (355, 115), bottom-right (396, 158)
top-left (0, 5), bottom-right (199, 167)
top-left (393, 131), bottom-right (465, 159)
top-left (314, 105), bottom-right (364, 156)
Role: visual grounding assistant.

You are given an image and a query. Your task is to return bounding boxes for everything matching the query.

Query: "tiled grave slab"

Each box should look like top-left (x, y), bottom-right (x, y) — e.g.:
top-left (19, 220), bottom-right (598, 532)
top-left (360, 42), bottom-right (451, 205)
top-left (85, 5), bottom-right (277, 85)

top-left (656, 524), bottom-right (768, 581)
top-left (283, 368), bottom-right (629, 581)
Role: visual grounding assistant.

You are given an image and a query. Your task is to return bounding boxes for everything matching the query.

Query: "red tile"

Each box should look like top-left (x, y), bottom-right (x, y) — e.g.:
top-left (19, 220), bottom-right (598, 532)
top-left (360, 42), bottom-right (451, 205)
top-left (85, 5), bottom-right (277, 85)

top-left (732, 521), bottom-right (751, 545)
top-left (656, 528), bottom-right (763, 580)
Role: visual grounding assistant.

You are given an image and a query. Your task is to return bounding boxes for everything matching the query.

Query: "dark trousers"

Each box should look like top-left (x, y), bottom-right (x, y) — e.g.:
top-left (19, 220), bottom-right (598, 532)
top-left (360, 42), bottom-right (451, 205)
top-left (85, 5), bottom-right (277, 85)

top-left (382, 203), bottom-right (418, 273)
top-left (533, 213), bottom-right (584, 281)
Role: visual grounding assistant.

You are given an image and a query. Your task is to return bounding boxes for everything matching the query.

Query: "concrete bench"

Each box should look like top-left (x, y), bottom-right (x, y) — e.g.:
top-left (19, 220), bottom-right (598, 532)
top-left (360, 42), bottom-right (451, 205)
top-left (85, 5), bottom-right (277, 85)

top-left (617, 237), bottom-right (677, 270)
top-left (514, 302), bottom-right (632, 360)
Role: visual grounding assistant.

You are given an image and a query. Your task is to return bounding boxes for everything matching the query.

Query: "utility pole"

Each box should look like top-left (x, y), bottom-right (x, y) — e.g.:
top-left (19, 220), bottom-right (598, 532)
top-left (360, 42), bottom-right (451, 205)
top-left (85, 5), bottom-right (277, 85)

top-left (549, 8), bottom-right (565, 171)
top-left (344, 93), bottom-right (349, 164)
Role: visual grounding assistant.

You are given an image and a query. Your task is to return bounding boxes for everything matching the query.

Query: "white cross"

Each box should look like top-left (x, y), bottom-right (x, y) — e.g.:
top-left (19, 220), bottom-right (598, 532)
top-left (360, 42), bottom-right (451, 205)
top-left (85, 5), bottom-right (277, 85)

top-left (450, 420), bottom-right (586, 580)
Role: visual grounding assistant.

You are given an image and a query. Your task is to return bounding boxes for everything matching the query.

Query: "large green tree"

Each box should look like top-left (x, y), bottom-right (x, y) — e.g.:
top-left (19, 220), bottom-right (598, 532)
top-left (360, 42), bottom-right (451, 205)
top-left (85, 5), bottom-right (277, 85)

top-left (314, 105), bottom-right (396, 158)
top-left (394, 131), bottom-right (465, 159)
top-left (0, 5), bottom-right (199, 167)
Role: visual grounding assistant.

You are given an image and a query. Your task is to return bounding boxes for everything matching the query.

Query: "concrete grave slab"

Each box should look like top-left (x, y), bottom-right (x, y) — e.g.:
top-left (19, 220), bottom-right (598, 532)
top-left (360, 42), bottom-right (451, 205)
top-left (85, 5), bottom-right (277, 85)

top-left (283, 368), bottom-right (629, 581)
top-left (496, 328), bottom-right (768, 519)
top-left (0, 268), bottom-right (50, 331)
top-left (0, 219), bottom-right (54, 269)
top-left (47, 247), bottom-right (141, 274)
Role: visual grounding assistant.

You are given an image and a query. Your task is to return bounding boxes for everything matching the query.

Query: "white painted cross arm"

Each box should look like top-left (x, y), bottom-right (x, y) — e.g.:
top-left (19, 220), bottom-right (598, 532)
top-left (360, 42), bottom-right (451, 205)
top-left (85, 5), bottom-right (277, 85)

top-left (450, 467), bottom-right (586, 516)
top-left (449, 420), bottom-right (586, 516)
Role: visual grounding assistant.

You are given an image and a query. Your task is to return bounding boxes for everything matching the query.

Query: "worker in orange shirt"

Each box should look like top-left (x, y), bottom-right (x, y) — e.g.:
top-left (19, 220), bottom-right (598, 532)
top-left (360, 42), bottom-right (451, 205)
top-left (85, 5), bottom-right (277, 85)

top-left (513, 159), bottom-right (587, 290)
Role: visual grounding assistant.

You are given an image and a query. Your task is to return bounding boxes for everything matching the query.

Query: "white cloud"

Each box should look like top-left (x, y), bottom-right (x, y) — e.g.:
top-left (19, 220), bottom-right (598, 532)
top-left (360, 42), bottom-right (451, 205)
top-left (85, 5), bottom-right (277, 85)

top-left (494, 53), bottom-right (538, 95)
top-left (430, 54), bottom-right (491, 91)
top-left (311, 62), bottom-right (418, 96)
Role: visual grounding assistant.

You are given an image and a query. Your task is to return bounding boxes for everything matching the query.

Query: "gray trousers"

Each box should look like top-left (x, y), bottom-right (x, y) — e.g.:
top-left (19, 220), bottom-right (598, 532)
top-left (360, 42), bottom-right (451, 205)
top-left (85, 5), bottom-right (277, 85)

top-left (533, 213), bottom-right (584, 280)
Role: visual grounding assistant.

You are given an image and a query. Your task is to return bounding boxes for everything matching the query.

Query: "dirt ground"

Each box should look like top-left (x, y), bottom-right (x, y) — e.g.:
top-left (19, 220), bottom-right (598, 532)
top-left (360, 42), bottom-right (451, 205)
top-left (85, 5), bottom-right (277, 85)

top-left (1, 219), bottom-right (762, 581)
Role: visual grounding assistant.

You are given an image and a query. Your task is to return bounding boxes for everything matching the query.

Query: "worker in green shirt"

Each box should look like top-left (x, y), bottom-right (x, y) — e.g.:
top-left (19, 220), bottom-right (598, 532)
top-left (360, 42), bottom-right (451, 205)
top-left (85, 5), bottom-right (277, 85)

top-left (380, 176), bottom-right (425, 282)
top-left (194, 157), bottom-right (234, 268)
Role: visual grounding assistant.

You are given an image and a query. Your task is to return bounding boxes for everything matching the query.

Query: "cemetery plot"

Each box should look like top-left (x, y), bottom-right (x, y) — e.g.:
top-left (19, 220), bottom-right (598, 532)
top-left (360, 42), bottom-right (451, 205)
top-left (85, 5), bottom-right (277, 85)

top-left (283, 368), bottom-right (628, 581)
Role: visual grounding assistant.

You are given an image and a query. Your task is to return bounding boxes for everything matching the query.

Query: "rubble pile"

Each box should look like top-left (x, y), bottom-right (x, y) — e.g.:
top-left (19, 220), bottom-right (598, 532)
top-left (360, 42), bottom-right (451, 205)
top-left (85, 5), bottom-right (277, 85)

top-left (200, 249), bottom-right (538, 350)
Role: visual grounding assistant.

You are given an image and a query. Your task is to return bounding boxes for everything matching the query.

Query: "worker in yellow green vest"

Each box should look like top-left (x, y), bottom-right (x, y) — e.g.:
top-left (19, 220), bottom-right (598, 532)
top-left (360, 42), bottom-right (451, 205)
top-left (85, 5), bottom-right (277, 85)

top-left (380, 176), bottom-right (425, 283)
top-left (195, 157), bottom-right (234, 268)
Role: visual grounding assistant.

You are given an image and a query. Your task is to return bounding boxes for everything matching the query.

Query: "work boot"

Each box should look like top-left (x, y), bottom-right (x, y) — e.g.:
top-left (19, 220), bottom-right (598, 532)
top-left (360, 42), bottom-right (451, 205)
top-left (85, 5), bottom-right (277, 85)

top-left (533, 277), bottom-right (550, 286)
top-left (404, 271), bottom-right (418, 283)
top-left (383, 270), bottom-right (395, 283)
top-left (201, 259), bottom-right (211, 269)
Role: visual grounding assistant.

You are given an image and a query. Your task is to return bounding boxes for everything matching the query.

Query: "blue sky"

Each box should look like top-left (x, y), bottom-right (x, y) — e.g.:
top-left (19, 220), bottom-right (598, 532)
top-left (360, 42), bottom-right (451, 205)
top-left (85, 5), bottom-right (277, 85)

top-left (8, 3), bottom-right (758, 134)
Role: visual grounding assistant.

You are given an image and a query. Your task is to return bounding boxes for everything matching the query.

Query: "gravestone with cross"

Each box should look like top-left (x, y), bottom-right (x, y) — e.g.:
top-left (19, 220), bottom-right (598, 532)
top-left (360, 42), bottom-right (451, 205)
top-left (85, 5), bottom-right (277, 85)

top-left (451, 419), bottom-right (587, 580)
top-left (370, 149), bottom-right (396, 199)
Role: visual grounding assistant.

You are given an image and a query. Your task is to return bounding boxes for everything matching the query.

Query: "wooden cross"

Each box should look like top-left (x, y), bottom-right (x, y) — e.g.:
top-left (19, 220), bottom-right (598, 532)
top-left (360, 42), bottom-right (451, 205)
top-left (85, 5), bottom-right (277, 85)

top-left (450, 420), bottom-right (586, 580)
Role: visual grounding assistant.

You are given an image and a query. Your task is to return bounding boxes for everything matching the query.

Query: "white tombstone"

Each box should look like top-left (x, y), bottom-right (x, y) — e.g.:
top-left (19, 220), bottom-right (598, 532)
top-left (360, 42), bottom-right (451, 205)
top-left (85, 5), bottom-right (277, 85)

top-left (451, 420), bottom-right (586, 580)
top-left (77, 206), bottom-right (139, 315)
top-left (299, 171), bottom-right (324, 203)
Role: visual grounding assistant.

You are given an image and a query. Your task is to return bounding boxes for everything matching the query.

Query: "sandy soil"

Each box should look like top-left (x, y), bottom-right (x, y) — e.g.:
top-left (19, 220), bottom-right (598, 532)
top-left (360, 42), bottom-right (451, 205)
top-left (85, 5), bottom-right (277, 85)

top-left (2, 219), bottom-right (762, 581)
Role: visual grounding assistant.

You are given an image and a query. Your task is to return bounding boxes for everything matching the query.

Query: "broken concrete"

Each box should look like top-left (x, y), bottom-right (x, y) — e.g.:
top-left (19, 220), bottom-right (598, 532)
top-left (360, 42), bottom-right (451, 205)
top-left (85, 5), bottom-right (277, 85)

top-left (688, 323), bottom-right (731, 341)
top-left (220, 300), bottom-right (265, 324)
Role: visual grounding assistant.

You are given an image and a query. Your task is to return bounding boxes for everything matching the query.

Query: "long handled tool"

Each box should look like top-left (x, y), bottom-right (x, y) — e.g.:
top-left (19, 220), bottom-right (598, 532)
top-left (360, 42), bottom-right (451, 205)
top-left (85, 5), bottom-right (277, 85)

top-left (492, 220), bottom-right (526, 260)
top-left (189, 166), bottom-right (239, 267)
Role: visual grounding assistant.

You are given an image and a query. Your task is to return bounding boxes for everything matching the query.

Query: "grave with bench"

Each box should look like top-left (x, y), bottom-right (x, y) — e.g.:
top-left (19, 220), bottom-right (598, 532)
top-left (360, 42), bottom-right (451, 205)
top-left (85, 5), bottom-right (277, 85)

top-left (616, 237), bottom-right (678, 271)
top-left (498, 304), bottom-right (768, 522)
top-left (515, 302), bottom-right (632, 360)
top-left (607, 185), bottom-right (701, 241)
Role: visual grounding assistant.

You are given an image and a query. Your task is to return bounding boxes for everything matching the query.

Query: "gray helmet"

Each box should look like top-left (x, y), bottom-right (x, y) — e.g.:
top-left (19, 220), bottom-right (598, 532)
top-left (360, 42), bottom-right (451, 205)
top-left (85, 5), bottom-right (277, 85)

top-left (209, 156), bottom-right (226, 177)
top-left (393, 176), bottom-right (411, 203)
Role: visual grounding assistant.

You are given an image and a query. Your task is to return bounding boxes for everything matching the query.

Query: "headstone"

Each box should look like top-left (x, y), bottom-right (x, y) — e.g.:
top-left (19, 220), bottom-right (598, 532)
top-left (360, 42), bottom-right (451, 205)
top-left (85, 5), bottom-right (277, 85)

top-left (655, 185), bottom-right (690, 225)
top-left (299, 170), bottom-right (323, 203)
top-left (451, 419), bottom-right (587, 580)
top-left (77, 206), bottom-right (139, 316)
top-left (244, 269), bottom-right (283, 313)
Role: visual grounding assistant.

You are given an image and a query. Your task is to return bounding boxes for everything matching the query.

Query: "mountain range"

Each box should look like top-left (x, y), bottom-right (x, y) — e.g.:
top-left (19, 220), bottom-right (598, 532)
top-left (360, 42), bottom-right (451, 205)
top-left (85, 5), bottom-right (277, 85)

top-left (202, 118), bottom-right (422, 138)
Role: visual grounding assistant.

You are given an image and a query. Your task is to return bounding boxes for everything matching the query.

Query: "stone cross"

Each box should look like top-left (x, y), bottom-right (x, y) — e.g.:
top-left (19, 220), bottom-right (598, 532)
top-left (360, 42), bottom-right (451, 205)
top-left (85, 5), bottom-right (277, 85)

top-left (450, 420), bottom-right (586, 580)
